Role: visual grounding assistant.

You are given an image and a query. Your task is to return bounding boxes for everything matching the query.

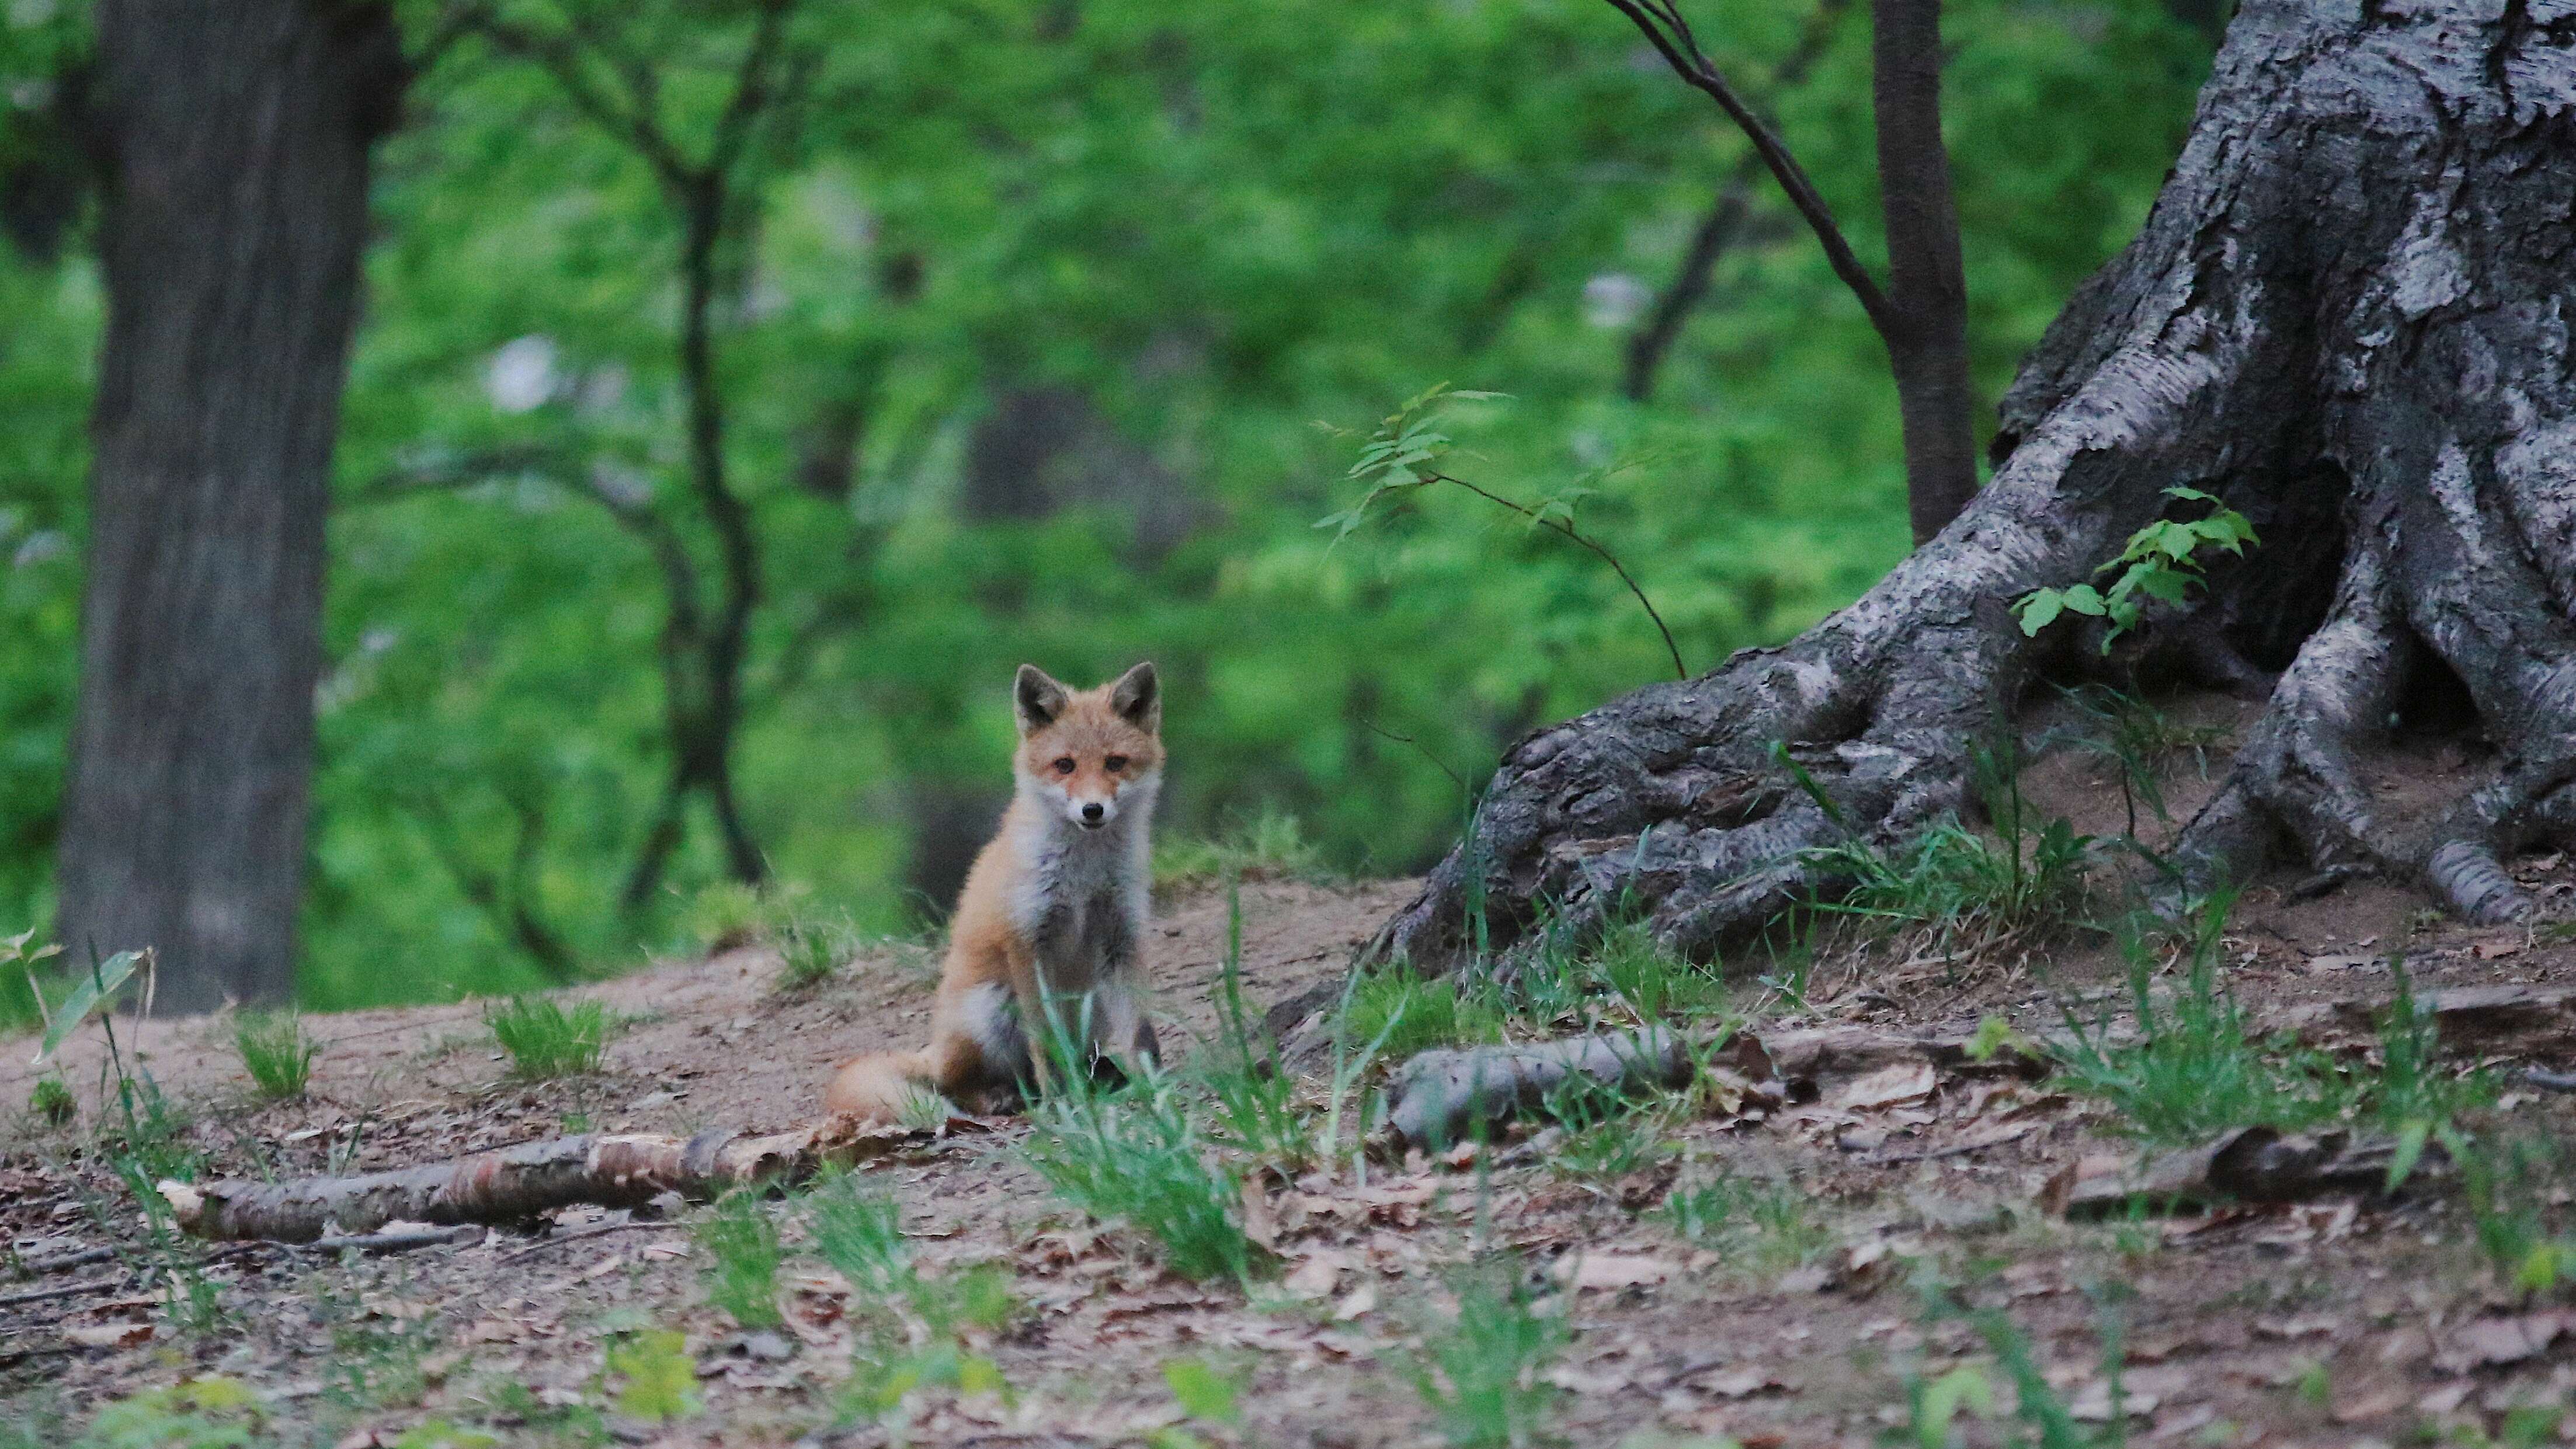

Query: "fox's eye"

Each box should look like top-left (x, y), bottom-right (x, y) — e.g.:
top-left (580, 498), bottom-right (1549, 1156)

top-left (1105, 755), bottom-right (1129, 772)
top-left (1052, 757), bottom-right (1076, 775)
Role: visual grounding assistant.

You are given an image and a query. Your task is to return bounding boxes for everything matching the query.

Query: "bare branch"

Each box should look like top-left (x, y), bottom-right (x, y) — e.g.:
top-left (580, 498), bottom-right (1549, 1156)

top-left (1624, 0), bottom-right (1852, 400)
top-left (1601, 0), bottom-right (1896, 337)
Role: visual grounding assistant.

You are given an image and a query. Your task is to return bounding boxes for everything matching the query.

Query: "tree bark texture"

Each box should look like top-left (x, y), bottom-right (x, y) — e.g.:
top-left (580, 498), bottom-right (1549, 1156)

top-left (1370, 0), bottom-right (2576, 974)
top-left (54, 1), bottom-right (402, 1011)
top-left (1871, 0), bottom-right (1980, 542)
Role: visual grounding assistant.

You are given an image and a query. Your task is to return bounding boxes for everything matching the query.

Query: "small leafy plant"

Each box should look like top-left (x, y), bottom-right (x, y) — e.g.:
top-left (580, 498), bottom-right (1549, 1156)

top-left (607, 1328), bottom-right (701, 1424)
top-left (28, 1076), bottom-right (74, 1126)
top-left (234, 1012), bottom-right (318, 1101)
top-left (485, 995), bottom-right (610, 1079)
top-left (2014, 486), bottom-right (2257, 650)
top-left (696, 1191), bottom-right (784, 1328)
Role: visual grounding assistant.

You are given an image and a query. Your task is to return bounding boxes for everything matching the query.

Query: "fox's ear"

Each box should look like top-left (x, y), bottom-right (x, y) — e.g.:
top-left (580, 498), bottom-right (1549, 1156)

top-left (1110, 660), bottom-right (1160, 732)
top-left (1014, 664), bottom-right (1069, 735)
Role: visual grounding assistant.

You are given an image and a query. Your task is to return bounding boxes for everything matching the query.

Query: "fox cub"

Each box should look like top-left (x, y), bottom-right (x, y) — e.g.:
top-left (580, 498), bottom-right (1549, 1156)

top-left (825, 661), bottom-right (1164, 1122)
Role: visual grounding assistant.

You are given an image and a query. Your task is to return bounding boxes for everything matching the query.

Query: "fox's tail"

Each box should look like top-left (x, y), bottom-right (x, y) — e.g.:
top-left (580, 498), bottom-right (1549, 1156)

top-left (822, 1048), bottom-right (954, 1125)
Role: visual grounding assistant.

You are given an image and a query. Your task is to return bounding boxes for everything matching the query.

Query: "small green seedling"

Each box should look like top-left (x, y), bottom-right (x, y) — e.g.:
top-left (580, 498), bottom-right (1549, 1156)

top-left (2015, 487), bottom-right (2257, 650)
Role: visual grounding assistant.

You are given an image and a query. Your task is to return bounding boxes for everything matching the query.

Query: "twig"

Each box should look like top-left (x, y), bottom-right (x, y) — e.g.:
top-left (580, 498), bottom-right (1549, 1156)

top-left (0, 1276), bottom-right (122, 1309)
top-left (2522, 1067), bottom-right (2576, 1095)
top-left (497, 1218), bottom-right (680, 1264)
top-left (1427, 473), bottom-right (1688, 679)
top-left (15, 1245), bottom-right (116, 1277)
top-left (1600, 0), bottom-right (1895, 337)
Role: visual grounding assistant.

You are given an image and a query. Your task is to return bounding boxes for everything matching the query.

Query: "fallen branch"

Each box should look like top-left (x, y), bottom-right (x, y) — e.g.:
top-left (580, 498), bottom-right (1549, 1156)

top-left (1383, 1027), bottom-right (1777, 1149)
top-left (161, 1119), bottom-right (952, 1243)
top-left (0, 1276), bottom-right (123, 1309)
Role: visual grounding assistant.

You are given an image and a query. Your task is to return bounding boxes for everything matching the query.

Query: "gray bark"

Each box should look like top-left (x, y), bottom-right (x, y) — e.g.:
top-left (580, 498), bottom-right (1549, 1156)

top-left (1871, 0), bottom-right (1979, 542)
top-left (1371, 0), bottom-right (2576, 973)
top-left (54, 1), bottom-right (402, 1011)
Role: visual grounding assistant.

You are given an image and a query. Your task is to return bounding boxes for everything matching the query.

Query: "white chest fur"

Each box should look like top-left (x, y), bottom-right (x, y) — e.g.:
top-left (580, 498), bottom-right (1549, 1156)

top-left (1003, 778), bottom-right (1155, 993)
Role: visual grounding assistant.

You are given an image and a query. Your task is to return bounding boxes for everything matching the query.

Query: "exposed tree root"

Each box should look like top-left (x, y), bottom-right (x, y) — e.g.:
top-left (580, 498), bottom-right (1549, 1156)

top-left (1368, 0), bottom-right (2576, 969)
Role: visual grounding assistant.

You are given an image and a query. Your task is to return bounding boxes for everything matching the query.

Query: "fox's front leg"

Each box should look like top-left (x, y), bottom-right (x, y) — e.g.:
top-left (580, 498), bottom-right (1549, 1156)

top-left (1092, 908), bottom-right (1159, 1073)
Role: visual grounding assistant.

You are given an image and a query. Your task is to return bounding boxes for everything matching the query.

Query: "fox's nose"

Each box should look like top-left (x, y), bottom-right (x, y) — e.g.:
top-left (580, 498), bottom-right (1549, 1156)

top-left (1080, 801), bottom-right (1106, 824)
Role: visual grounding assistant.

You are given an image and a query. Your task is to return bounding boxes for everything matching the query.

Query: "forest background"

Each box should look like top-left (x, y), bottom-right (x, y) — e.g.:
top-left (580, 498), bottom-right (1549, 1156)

top-left (0, 0), bottom-right (2213, 1012)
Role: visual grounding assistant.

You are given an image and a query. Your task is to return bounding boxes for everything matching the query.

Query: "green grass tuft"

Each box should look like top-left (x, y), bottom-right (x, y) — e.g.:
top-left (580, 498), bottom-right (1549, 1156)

top-left (771, 911), bottom-right (859, 991)
top-left (234, 1012), bottom-right (318, 1100)
top-left (484, 995), bottom-right (610, 1079)
top-left (1341, 967), bottom-right (1507, 1061)
top-left (1018, 1055), bottom-right (1256, 1283)
top-left (696, 1191), bottom-right (785, 1328)
top-left (1405, 1261), bottom-right (1566, 1449)
top-left (805, 1171), bottom-right (912, 1301)
top-left (1664, 1171), bottom-right (1834, 1273)
top-left (2053, 894), bottom-right (2349, 1142)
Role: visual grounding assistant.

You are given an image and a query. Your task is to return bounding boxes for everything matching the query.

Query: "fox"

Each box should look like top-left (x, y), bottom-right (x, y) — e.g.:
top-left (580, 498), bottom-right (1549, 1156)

top-left (824, 661), bottom-right (1165, 1123)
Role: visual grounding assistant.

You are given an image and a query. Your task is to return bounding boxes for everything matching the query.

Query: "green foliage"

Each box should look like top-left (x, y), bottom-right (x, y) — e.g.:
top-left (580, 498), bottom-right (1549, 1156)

top-left (606, 1329), bottom-right (701, 1423)
top-left (1664, 1172), bottom-right (1833, 1273)
top-left (27, 1074), bottom-right (72, 1126)
top-left (2446, 1130), bottom-right (2574, 1294)
top-left (69, 1377), bottom-right (263, 1449)
top-left (232, 1012), bottom-right (319, 1101)
top-left (2048, 685), bottom-right (2224, 835)
top-left (2054, 896), bottom-right (2351, 1143)
top-left (0, 0), bottom-right (2213, 1008)
top-left (1154, 804), bottom-right (1330, 893)
top-left (484, 995), bottom-right (610, 1079)
top-left (1541, 1077), bottom-right (1677, 1184)
top-left (1405, 1262), bottom-right (1567, 1449)
top-left (1195, 887), bottom-right (1312, 1169)
top-left (2015, 487), bottom-right (2258, 649)
top-left (1906, 1287), bottom-right (2128, 1449)
top-left (1341, 966), bottom-right (1508, 1061)
top-left (696, 1192), bottom-right (785, 1328)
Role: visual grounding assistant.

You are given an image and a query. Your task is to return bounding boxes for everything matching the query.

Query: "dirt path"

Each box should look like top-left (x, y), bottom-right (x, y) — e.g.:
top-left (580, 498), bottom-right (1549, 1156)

top-left (9, 841), bottom-right (2576, 1448)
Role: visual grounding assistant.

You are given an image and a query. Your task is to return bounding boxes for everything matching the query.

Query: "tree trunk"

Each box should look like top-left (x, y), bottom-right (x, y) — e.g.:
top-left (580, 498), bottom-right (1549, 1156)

top-left (53, 2), bottom-right (402, 1011)
top-left (1871, 0), bottom-right (1979, 544)
top-left (1369, 0), bottom-right (2576, 973)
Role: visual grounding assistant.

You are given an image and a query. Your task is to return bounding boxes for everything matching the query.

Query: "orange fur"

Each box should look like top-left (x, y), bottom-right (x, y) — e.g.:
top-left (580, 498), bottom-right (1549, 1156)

top-left (823, 662), bottom-right (1164, 1123)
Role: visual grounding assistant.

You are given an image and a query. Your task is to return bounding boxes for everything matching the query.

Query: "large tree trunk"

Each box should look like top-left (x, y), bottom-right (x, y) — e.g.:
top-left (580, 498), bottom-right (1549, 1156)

top-left (1371, 0), bottom-right (2576, 973)
top-left (53, 2), bottom-right (402, 1011)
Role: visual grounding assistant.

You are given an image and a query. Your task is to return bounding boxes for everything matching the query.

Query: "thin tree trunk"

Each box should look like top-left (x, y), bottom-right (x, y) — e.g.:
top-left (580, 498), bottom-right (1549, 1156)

top-left (1871, 0), bottom-right (1978, 543)
top-left (54, 1), bottom-right (402, 1012)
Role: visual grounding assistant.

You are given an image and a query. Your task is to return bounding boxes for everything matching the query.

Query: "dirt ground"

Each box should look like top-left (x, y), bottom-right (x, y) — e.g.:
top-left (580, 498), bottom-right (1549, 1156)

top-left (12, 712), bottom-right (2576, 1447)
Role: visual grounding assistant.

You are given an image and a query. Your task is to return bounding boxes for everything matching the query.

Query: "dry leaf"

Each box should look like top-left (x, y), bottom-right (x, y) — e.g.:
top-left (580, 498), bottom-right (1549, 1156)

top-left (1552, 1252), bottom-right (1677, 1290)
top-left (1332, 1283), bottom-right (1377, 1321)
top-left (2435, 1311), bottom-right (2573, 1372)
top-left (1833, 1061), bottom-right (1936, 1112)
top-left (1282, 1256), bottom-right (1341, 1300)
top-left (60, 1321), bottom-right (155, 1349)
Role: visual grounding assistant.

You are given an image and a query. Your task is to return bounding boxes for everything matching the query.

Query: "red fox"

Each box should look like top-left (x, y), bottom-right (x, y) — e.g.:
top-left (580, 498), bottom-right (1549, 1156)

top-left (824, 661), bottom-right (1164, 1122)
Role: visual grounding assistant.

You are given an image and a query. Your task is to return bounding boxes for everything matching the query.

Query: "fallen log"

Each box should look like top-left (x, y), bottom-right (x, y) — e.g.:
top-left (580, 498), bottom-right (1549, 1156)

top-left (161, 1119), bottom-right (958, 1243)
